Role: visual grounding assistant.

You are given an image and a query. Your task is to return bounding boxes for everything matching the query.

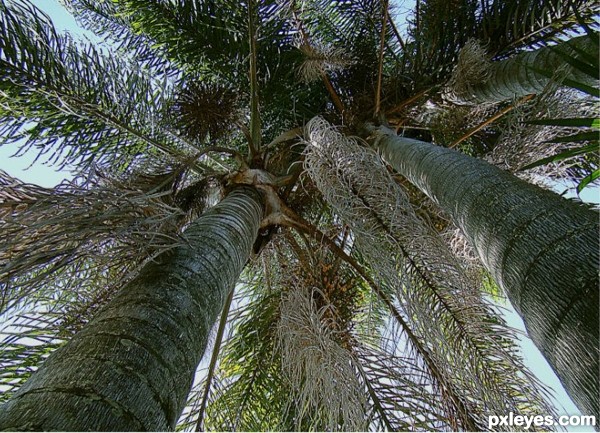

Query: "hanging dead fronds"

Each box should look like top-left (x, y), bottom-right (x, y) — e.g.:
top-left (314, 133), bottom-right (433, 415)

top-left (303, 117), bottom-right (555, 431)
top-left (277, 287), bottom-right (368, 431)
top-left (446, 39), bottom-right (492, 103)
top-left (297, 41), bottom-right (354, 83)
top-left (0, 170), bottom-right (185, 316)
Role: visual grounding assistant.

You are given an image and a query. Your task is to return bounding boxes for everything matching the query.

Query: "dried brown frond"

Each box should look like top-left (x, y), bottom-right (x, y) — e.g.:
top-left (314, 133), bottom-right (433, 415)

top-left (0, 170), bottom-right (185, 315)
top-left (446, 39), bottom-right (492, 103)
top-left (0, 170), bottom-right (50, 214)
top-left (297, 41), bottom-right (354, 83)
top-left (276, 287), bottom-right (368, 431)
top-left (172, 81), bottom-right (239, 142)
top-left (303, 117), bottom-right (555, 430)
top-left (490, 82), bottom-right (599, 182)
top-left (174, 176), bottom-right (222, 219)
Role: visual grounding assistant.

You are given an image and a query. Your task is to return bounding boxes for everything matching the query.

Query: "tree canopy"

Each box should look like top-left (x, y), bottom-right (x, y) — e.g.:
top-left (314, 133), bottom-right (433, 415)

top-left (0, 0), bottom-right (598, 430)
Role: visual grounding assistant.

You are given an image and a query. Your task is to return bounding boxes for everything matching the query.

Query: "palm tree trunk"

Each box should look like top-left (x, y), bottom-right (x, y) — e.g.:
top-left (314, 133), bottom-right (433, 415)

top-left (0, 186), bottom-right (264, 431)
top-left (456, 35), bottom-right (596, 103)
top-left (370, 125), bottom-right (599, 418)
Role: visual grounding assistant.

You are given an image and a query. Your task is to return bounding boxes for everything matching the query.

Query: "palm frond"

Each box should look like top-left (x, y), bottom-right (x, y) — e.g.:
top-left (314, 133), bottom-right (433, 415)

top-left (291, 0), bottom-right (403, 118)
top-left (0, 169), bottom-right (184, 317)
top-left (0, 312), bottom-right (65, 402)
top-left (480, 0), bottom-right (599, 57)
top-left (491, 85), bottom-right (599, 185)
top-left (514, 33), bottom-right (600, 191)
top-left (0, 0), bottom-right (190, 170)
top-left (354, 343), bottom-right (460, 431)
top-left (64, 0), bottom-right (171, 71)
top-left (405, 0), bottom-right (598, 89)
top-left (276, 287), bottom-right (368, 431)
top-left (81, 0), bottom-right (293, 81)
top-left (202, 285), bottom-right (288, 431)
top-left (304, 117), bottom-right (556, 430)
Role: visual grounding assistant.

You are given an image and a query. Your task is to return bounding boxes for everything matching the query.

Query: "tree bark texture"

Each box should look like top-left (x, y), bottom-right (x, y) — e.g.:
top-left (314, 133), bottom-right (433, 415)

top-left (0, 187), bottom-right (264, 431)
top-left (461, 35), bottom-right (596, 103)
top-left (372, 126), bottom-right (599, 418)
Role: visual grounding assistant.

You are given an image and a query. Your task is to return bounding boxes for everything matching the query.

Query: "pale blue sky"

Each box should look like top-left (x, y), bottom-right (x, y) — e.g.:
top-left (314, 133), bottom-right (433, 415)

top-left (0, 1), bottom-right (596, 429)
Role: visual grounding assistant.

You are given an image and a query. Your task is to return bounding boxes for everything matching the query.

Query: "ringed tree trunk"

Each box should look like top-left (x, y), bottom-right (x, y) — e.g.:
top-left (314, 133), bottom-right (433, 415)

top-left (0, 186), bottom-right (264, 431)
top-left (370, 125), bottom-right (599, 418)
top-left (453, 35), bottom-right (596, 103)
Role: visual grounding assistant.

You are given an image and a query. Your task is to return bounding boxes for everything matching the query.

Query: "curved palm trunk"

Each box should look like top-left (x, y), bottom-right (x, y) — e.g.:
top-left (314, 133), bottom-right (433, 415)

top-left (370, 126), bottom-right (599, 418)
top-left (0, 186), bottom-right (264, 431)
top-left (456, 35), bottom-right (595, 103)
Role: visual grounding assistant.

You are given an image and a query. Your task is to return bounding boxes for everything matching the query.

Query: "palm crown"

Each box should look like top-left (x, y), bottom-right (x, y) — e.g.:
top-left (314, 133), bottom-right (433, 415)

top-left (0, 0), bottom-right (598, 431)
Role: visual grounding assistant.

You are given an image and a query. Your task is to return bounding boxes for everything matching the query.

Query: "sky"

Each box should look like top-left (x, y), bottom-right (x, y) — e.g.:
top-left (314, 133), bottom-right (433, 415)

top-left (0, 1), bottom-right (597, 430)
top-left (0, 0), bottom-right (86, 187)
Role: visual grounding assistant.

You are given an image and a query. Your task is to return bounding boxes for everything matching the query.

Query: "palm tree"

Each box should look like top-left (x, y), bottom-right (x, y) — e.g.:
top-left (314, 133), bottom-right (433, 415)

top-left (0, 187), bottom-right (263, 430)
top-left (368, 124), bottom-right (599, 418)
top-left (447, 34), bottom-right (597, 103)
top-left (0, 0), bottom-right (597, 430)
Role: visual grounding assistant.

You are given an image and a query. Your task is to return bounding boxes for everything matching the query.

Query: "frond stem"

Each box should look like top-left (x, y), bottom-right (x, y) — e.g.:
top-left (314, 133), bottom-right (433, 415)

top-left (387, 14), bottom-right (406, 51)
top-left (448, 94), bottom-right (535, 148)
top-left (42, 87), bottom-right (204, 174)
top-left (375, 0), bottom-right (390, 117)
top-left (194, 287), bottom-right (235, 432)
top-left (247, 0), bottom-right (261, 155)
top-left (385, 86), bottom-right (434, 116)
top-left (191, 146), bottom-right (248, 169)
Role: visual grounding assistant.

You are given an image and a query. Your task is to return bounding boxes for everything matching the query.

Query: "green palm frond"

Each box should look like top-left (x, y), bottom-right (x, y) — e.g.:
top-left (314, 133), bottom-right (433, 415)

top-left (491, 32), bottom-right (599, 190)
top-left (480, 0), bottom-right (599, 57)
top-left (203, 286), bottom-right (288, 431)
top-left (0, 0), bottom-right (192, 170)
top-left (285, 0), bottom-right (409, 120)
top-left (406, 0), bottom-right (479, 85)
top-left (97, 0), bottom-right (246, 77)
top-left (405, 0), bottom-right (598, 89)
top-left (518, 104), bottom-right (599, 191)
top-left (68, 0), bottom-right (331, 144)
top-left (75, 0), bottom-right (291, 80)
top-left (64, 0), bottom-right (171, 71)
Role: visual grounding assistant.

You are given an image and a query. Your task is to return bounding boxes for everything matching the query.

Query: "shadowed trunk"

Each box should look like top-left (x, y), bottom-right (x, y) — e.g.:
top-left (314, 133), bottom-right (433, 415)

top-left (0, 186), bottom-right (264, 431)
top-left (457, 35), bottom-right (596, 103)
top-left (370, 125), bottom-right (599, 418)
